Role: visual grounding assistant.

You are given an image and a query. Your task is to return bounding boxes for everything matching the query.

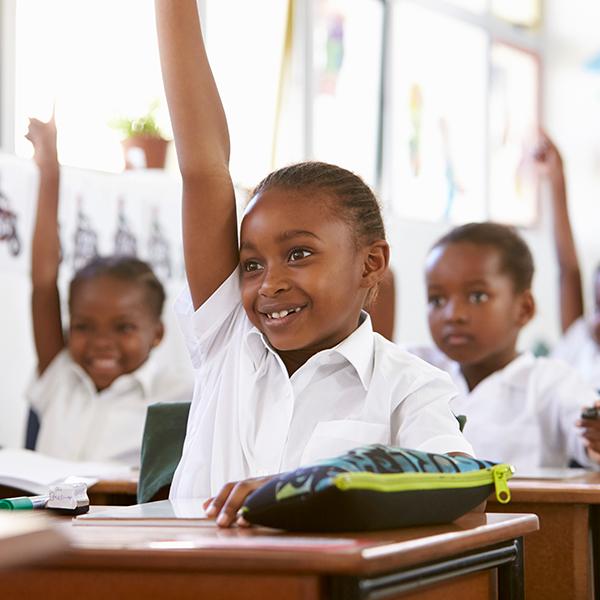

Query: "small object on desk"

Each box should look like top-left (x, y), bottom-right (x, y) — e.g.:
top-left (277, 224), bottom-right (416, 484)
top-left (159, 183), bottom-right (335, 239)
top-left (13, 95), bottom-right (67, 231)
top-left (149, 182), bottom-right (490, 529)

top-left (47, 482), bottom-right (90, 515)
top-left (0, 483), bottom-right (90, 514)
top-left (0, 495), bottom-right (48, 510)
top-left (581, 405), bottom-right (600, 420)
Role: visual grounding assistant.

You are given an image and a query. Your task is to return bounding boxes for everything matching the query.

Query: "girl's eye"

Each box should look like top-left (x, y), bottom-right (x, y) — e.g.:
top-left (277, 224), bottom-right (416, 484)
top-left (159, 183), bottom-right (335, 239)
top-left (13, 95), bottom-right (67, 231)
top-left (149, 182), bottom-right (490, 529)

top-left (428, 296), bottom-right (446, 308)
top-left (243, 260), bottom-right (264, 272)
top-left (469, 291), bottom-right (489, 304)
top-left (71, 322), bottom-right (89, 332)
top-left (289, 248), bottom-right (312, 262)
top-left (117, 323), bottom-right (136, 333)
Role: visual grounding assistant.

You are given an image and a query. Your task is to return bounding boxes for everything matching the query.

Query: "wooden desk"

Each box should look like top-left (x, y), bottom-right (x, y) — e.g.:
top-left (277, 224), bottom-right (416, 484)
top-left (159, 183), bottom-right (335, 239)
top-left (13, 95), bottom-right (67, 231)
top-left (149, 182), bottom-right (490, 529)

top-left (0, 513), bottom-right (67, 569)
top-left (0, 512), bottom-right (537, 599)
top-left (489, 473), bottom-right (600, 600)
top-left (87, 475), bottom-right (138, 506)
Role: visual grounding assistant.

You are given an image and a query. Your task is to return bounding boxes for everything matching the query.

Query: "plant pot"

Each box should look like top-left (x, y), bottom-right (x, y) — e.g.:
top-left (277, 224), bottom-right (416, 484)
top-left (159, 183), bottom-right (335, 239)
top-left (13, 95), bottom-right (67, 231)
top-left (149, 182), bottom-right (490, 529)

top-left (121, 135), bottom-right (169, 170)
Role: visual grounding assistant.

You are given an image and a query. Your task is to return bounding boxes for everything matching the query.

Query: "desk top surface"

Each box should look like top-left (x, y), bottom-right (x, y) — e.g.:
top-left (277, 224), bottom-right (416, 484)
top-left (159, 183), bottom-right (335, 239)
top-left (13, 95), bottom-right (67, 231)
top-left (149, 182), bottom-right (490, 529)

top-left (0, 513), bottom-right (68, 569)
top-left (496, 472), bottom-right (600, 504)
top-left (51, 511), bottom-right (538, 576)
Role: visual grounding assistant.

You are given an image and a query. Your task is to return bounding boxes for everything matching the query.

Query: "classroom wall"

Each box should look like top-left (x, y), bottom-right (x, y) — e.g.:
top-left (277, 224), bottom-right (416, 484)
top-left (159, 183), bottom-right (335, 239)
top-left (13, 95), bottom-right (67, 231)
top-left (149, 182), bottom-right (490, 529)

top-left (2, 0), bottom-right (600, 447)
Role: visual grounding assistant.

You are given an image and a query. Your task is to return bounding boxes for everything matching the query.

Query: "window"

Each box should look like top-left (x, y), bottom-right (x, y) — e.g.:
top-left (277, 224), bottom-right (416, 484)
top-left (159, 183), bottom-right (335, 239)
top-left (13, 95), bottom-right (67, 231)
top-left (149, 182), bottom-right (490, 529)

top-left (3, 0), bottom-right (542, 224)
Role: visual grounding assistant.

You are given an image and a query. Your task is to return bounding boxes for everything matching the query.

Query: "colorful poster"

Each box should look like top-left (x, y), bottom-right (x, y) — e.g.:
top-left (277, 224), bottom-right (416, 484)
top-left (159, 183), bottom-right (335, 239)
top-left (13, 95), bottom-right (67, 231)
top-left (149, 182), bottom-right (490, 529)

top-left (489, 42), bottom-right (539, 226)
top-left (313, 0), bottom-right (384, 187)
top-left (389, 3), bottom-right (487, 223)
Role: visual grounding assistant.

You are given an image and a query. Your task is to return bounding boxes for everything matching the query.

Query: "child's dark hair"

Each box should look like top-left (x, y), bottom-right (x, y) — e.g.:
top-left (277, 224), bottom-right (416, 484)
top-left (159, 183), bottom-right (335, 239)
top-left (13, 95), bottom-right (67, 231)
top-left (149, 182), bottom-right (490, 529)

top-left (250, 161), bottom-right (386, 246)
top-left (69, 256), bottom-right (165, 318)
top-left (432, 222), bottom-right (534, 292)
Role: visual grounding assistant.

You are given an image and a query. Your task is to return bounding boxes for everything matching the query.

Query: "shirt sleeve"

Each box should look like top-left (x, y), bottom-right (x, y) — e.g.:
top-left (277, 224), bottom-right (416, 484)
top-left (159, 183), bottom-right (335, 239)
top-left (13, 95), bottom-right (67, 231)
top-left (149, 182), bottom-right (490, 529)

top-left (174, 268), bottom-right (245, 369)
top-left (26, 350), bottom-right (71, 416)
top-left (551, 360), bottom-right (600, 470)
top-left (551, 318), bottom-right (588, 363)
top-left (391, 369), bottom-right (475, 457)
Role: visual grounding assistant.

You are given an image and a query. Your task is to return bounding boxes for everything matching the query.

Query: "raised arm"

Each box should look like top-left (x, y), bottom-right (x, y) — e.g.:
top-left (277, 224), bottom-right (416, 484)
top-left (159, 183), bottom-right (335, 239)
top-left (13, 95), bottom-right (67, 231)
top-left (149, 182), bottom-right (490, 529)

top-left (155, 0), bottom-right (239, 308)
top-left (533, 131), bottom-right (584, 332)
top-left (26, 113), bottom-right (65, 374)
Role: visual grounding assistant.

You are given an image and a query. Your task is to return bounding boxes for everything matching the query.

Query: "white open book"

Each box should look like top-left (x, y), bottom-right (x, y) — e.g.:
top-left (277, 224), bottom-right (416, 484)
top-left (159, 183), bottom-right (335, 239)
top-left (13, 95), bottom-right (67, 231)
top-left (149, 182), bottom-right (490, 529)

top-left (0, 448), bottom-right (135, 495)
top-left (74, 499), bottom-right (209, 526)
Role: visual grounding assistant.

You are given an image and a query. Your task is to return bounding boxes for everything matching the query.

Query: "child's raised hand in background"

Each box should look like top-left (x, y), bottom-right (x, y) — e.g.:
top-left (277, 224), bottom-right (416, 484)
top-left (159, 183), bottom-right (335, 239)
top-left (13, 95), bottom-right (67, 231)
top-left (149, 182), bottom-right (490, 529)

top-left (531, 130), bottom-right (564, 185)
top-left (579, 401), bottom-right (600, 464)
top-left (25, 109), bottom-right (58, 171)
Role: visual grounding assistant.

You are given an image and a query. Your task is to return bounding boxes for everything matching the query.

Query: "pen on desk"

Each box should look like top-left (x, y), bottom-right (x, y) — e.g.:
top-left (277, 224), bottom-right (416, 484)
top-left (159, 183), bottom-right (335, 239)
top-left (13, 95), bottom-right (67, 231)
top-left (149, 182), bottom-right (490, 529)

top-left (0, 495), bottom-right (49, 510)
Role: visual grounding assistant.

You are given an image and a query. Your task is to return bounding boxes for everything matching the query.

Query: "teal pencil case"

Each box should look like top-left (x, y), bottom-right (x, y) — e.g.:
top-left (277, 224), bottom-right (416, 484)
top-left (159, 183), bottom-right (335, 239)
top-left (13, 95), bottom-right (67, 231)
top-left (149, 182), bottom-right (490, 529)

top-left (241, 444), bottom-right (513, 532)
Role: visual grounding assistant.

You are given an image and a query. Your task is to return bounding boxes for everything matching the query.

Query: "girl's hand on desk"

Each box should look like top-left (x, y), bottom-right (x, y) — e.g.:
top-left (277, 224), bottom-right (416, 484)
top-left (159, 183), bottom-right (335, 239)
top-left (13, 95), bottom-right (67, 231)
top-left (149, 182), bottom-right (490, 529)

top-left (203, 475), bottom-right (274, 528)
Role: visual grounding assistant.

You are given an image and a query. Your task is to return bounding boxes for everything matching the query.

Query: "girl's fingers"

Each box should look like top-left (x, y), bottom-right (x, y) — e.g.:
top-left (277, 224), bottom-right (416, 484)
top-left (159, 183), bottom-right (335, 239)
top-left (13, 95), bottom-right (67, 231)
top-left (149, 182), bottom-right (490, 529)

top-left (202, 497), bottom-right (214, 511)
top-left (206, 482), bottom-right (235, 518)
top-left (216, 480), bottom-right (260, 528)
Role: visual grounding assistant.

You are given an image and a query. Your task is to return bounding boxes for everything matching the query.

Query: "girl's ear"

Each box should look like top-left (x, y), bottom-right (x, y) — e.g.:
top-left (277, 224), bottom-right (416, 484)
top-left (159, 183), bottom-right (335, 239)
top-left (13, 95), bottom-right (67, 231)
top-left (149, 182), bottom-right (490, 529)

top-left (516, 290), bottom-right (535, 326)
top-left (360, 240), bottom-right (390, 289)
top-left (152, 321), bottom-right (165, 348)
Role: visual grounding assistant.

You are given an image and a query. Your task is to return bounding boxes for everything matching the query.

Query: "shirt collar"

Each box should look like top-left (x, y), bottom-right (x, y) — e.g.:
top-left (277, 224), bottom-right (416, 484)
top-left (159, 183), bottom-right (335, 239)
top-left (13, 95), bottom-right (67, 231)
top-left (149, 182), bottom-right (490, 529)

top-left (464, 351), bottom-right (535, 393)
top-left (244, 310), bottom-right (375, 391)
top-left (66, 349), bottom-right (155, 398)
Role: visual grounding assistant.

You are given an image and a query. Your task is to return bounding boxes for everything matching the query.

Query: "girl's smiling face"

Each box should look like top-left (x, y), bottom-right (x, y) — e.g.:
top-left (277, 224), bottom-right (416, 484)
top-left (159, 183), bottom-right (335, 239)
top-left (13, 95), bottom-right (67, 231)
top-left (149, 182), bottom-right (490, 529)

top-left (239, 188), bottom-right (380, 359)
top-left (68, 276), bottom-right (164, 391)
top-left (425, 242), bottom-right (534, 375)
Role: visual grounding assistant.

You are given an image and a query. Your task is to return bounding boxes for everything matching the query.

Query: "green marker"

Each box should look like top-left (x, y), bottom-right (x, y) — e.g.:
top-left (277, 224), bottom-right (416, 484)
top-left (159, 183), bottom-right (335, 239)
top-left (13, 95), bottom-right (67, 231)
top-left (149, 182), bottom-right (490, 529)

top-left (0, 495), bottom-right (49, 510)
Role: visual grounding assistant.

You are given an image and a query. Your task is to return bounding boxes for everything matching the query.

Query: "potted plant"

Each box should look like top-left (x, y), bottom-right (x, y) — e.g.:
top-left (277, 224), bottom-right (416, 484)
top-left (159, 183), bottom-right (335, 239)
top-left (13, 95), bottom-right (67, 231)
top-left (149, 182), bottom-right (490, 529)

top-left (110, 101), bottom-right (170, 170)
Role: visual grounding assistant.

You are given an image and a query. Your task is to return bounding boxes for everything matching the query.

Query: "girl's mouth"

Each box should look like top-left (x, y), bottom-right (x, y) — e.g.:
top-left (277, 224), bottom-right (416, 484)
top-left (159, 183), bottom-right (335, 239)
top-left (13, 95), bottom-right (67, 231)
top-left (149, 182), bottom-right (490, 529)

top-left (260, 305), bottom-right (305, 327)
top-left (264, 306), bottom-right (304, 320)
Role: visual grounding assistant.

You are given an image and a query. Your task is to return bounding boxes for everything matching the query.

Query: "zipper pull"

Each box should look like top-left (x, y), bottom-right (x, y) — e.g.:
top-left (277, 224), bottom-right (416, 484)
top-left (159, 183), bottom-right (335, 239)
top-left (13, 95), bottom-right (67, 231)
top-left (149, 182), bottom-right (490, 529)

top-left (492, 464), bottom-right (513, 504)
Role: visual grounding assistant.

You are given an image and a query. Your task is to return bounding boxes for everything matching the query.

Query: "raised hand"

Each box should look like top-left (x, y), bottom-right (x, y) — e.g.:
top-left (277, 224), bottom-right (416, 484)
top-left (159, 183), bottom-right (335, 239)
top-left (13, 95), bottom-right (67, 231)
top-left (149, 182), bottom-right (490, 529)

top-left (25, 107), bottom-right (58, 171)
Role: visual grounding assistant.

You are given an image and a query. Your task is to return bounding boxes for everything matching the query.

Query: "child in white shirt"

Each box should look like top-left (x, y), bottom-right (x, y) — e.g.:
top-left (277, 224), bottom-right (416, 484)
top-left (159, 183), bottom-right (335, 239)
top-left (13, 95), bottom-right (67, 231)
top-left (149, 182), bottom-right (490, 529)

top-left (413, 222), bottom-right (600, 471)
top-left (155, 0), bottom-right (473, 527)
top-left (25, 113), bottom-right (192, 466)
top-left (531, 131), bottom-right (600, 391)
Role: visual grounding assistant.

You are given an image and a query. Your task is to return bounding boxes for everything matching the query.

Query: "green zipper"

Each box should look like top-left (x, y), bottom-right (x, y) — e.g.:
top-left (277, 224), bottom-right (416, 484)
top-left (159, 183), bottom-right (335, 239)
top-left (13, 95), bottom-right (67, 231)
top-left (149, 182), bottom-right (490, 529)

top-left (333, 464), bottom-right (514, 504)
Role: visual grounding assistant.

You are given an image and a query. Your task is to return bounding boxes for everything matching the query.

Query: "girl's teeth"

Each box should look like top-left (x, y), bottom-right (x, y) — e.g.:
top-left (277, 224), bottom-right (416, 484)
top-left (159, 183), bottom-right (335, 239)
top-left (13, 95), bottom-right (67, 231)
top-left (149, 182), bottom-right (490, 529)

top-left (268, 307), bottom-right (302, 319)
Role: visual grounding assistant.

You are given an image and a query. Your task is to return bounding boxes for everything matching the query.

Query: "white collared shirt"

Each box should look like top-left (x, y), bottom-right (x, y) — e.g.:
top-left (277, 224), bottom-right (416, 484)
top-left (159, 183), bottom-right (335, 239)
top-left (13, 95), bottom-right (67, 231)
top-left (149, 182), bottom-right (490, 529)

top-left (411, 346), bottom-right (599, 471)
top-left (551, 317), bottom-right (600, 392)
top-left (27, 349), bottom-right (193, 466)
top-left (170, 269), bottom-right (473, 499)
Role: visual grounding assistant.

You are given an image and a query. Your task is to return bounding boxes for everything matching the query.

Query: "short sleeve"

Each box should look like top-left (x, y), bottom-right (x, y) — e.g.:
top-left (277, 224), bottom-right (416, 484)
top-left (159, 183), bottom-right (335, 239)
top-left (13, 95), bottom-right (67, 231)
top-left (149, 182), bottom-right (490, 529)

top-left (392, 370), bottom-right (475, 457)
top-left (174, 268), bottom-right (246, 368)
top-left (26, 350), bottom-right (72, 416)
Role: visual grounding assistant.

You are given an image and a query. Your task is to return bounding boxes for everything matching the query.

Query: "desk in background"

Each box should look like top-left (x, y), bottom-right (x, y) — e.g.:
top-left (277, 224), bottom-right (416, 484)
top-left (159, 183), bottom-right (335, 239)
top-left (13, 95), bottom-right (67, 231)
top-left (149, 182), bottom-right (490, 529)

top-left (489, 472), bottom-right (600, 600)
top-left (0, 512), bottom-right (537, 600)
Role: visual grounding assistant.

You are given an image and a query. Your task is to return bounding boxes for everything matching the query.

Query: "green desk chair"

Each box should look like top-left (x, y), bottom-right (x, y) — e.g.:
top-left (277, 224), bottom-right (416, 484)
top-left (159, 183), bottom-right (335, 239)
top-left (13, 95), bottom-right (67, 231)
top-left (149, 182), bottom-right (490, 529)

top-left (137, 401), bottom-right (190, 503)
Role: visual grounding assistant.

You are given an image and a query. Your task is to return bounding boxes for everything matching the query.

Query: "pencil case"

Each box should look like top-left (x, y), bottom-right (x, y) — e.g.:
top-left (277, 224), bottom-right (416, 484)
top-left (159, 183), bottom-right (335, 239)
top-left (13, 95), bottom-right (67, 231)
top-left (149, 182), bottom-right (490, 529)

top-left (241, 444), bottom-right (513, 532)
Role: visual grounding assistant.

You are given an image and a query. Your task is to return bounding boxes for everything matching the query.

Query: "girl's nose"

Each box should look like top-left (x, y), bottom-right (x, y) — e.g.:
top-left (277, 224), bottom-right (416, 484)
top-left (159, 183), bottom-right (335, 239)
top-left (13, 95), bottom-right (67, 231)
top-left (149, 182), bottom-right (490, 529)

top-left (89, 332), bottom-right (116, 349)
top-left (258, 266), bottom-right (290, 297)
top-left (444, 298), bottom-right (468, 323)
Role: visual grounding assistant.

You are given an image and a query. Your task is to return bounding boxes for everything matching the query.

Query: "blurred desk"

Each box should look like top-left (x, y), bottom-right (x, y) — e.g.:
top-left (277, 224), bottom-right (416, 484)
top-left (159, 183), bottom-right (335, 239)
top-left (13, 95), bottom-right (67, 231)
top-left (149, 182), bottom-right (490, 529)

top-left (0, 511), bottom-right (537, 600)
top-left (0, 513), bottom-right (67, 570)
top-left (488, 471), bottom-right (600, 600)
top-left (87, 475), bottom-right (138, 506)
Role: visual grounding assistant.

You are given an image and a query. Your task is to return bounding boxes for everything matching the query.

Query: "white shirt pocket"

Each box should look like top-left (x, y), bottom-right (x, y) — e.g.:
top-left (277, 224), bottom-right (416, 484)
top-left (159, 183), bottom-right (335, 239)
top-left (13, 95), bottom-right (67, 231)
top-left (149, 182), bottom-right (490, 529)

top-left (299, 420), bottom-right (389, 466)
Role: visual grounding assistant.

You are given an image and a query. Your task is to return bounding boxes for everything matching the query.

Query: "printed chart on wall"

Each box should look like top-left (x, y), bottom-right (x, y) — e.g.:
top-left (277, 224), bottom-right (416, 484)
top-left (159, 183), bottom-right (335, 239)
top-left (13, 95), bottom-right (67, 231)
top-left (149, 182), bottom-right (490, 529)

top-left (0, 156), bottom-right (36, 273)
top-left (389, 2), bottom-right (487, 223)
top-left (489, 42), bottom-right (540, 226)
top-left (312, 0), bottom-right (384, 188)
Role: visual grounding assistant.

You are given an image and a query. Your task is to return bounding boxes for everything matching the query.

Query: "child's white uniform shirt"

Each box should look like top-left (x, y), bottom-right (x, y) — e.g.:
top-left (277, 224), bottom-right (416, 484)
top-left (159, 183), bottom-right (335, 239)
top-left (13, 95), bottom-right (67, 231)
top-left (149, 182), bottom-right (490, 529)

top-left (411, 346), bottom-right (598, 471)
top-left (170, 269), bottom-right (473, 500)
top-left (551, 317), bottom-right (600, 391)
top-left (27, 349), bottom-right (193, 466)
